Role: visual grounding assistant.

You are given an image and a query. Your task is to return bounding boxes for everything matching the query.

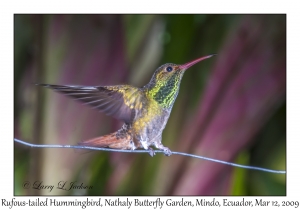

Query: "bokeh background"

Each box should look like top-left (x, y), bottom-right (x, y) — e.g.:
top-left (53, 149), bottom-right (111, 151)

top-left (14, 14), bottom-right (286, 195)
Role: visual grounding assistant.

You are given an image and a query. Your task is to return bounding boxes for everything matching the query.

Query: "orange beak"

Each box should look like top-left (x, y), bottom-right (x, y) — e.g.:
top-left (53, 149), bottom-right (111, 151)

top-left (179, 54), bottom-right (216, 70)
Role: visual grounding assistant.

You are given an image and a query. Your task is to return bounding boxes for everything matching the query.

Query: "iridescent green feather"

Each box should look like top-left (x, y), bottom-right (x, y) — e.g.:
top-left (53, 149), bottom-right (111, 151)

top-left (144, 64), bottom-right (184, 109)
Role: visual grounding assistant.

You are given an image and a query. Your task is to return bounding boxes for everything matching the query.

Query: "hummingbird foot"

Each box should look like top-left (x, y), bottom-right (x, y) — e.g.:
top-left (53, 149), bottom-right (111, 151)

top-left (148, 148), bottom-right (156, 157)
top-left (154, 142), bottom-right (172, 156)
top-left (162, 147), bottom-right (172, 156)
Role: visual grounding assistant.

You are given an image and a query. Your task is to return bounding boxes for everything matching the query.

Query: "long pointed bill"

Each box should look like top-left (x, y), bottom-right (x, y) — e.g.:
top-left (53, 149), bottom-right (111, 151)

top-left (179, 54), bottom-right (216, 70)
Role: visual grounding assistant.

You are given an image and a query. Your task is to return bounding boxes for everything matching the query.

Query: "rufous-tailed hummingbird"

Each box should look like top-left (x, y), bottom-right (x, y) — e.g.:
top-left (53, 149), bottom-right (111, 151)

top-left (37, 54), bottom-right (215, 156)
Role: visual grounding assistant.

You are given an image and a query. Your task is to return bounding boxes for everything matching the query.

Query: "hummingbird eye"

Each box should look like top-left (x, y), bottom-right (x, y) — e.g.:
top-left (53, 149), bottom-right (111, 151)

top-left (166, 66), bottom-right (173, 72)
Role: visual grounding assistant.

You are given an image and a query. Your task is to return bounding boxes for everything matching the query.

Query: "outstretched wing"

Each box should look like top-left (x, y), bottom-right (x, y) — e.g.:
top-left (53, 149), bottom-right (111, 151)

top-left (37, 84), bottom-right (143, 123)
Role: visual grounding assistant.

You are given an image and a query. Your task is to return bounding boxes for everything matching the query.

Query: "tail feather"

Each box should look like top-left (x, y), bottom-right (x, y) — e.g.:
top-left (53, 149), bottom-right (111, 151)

top-left (79, 132), bottom-right (133, 150)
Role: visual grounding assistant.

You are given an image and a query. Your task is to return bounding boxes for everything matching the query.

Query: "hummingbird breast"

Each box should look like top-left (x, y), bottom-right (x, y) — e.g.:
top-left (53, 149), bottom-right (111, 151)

top-left (131, 96), bottom-right (171, 147)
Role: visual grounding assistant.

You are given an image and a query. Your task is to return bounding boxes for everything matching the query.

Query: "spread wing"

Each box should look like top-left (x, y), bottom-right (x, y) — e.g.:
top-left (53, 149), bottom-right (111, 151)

top-left (37, 84), bottom-right (143, 123)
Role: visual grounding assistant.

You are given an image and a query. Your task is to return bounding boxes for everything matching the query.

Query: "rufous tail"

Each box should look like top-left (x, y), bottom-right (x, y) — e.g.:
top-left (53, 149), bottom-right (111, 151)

top-left (78, 132), bottom-right (133, 150)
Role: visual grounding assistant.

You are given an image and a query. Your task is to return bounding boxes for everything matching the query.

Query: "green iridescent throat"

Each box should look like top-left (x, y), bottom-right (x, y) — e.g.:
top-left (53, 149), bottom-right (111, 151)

top-left (145, 72), bottom-right (183, 109)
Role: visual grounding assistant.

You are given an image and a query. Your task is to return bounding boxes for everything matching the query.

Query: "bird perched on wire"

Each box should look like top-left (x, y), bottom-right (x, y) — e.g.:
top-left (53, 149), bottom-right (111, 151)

top-left (37, 54), bottom-right (215, 157)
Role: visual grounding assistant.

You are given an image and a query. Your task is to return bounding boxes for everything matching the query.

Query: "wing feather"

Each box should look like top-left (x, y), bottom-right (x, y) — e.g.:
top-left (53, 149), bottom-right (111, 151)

top-left (37, 84), bottom-right (143, 123)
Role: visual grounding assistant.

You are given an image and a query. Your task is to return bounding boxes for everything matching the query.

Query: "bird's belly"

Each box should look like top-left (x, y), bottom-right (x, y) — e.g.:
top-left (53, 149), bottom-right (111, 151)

top-left (132, 108), bottom-right (170, 146)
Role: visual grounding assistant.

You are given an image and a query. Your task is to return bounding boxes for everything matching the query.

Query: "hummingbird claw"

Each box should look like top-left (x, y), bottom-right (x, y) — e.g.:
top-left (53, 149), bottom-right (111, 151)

top-left (163, 148), bottom-right (172, 156)
top-left (148, 148), bottom-right (156, 157)
top-left (154, 142), bottom-right (172, 156)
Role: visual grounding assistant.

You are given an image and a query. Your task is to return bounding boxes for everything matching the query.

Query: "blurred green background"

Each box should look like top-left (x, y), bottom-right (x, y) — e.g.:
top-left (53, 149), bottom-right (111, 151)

top-left (14, 14), bottom-right (286, 195)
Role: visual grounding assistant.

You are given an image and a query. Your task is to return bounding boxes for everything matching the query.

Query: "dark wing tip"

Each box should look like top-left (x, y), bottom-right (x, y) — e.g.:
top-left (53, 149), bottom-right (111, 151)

top-left (35, 84), bottom-right (72, 90)
top-left (35, 83), bottom-right (52, 88)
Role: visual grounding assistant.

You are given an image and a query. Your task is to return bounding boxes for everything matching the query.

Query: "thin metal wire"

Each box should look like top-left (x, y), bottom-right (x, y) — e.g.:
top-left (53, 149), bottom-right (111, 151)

top-left (14, 138), bottom-right (286, 174)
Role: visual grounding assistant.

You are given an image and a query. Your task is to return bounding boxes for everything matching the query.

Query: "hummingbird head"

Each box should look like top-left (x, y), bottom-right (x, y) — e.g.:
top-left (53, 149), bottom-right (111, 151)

top-left (144, 54), bottom-right (216, 109)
